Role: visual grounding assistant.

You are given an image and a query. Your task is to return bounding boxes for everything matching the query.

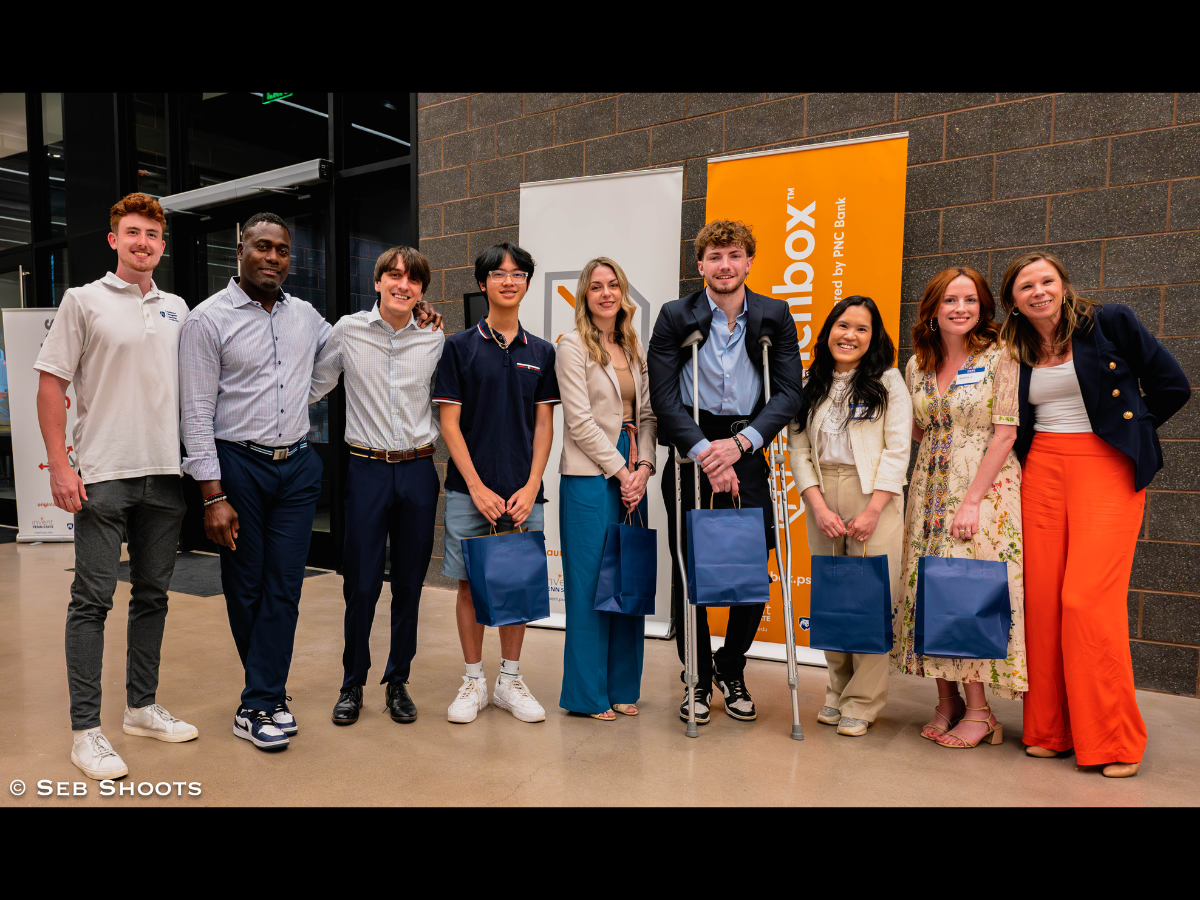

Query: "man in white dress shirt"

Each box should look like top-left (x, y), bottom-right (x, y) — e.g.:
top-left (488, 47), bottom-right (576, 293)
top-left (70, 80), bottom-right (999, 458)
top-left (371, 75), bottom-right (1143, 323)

top-left (310, 247), bottom-right (444, 726)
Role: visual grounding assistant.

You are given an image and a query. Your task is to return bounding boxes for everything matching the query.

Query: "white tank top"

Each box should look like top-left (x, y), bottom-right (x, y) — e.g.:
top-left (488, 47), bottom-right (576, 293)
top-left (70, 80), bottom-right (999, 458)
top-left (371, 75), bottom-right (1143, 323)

top-left (1029, 361), bottom-right (1091, 433)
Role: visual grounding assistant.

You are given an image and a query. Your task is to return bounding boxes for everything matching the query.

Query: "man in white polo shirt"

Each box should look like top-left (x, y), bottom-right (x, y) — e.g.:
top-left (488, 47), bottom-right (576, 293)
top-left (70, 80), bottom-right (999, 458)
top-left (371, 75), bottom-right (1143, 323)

top-left (36, 192), bottom-right (199, 782)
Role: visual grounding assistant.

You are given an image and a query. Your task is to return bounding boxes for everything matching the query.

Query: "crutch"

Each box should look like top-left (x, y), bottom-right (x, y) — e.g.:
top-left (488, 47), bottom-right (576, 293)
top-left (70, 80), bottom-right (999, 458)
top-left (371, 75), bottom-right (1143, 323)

top-left (675, 330), bottom-right (704, 738)
top-left (760, 335), bottom-right (804, 741)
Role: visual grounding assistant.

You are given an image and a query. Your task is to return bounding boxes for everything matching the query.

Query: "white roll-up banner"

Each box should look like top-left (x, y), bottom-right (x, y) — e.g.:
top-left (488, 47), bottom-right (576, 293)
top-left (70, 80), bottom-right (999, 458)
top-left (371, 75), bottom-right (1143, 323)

top-left (519, 168), bottom-right (684, 637)
top-left (3, 308), bottom-right (77, 541)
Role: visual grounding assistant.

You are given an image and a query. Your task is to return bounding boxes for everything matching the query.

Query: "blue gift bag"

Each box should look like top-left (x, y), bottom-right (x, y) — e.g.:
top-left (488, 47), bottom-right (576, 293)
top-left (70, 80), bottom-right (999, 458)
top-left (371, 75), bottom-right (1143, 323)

top-left (685, 503), bottom-right (770, 607)
top-left (809, 547), bottom-right (892, 654)
top-left (462, 527), bottom-right (551, 627)
top-left (593, 510), bottom-right (657, 616)
top-left (915, 553), bottom-right (1011, 659)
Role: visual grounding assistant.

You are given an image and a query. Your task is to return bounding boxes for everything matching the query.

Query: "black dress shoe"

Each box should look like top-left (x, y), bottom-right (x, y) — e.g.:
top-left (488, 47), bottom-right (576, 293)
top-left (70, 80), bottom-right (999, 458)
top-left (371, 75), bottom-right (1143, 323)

top-left (385, 681), bottom-right (417, 723)
top-left (332, 685), bottom-right (363, 725)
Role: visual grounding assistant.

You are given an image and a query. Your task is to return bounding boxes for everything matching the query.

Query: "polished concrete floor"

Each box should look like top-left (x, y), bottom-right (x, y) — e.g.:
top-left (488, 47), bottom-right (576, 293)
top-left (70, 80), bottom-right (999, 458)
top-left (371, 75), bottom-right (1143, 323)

top-left (2, 540), bottom-right (1198, 807)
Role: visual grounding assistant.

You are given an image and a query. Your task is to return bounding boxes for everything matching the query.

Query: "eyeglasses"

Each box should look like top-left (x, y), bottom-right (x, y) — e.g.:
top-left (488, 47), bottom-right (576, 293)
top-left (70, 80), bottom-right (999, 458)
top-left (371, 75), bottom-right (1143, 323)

top-left (487, 270), bottom-right (528, 283)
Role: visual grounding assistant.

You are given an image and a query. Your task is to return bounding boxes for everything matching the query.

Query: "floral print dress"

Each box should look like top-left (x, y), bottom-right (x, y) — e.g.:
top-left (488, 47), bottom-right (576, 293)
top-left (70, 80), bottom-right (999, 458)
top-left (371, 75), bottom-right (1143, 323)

top-left (892, 343), bottom-right (1027, 698)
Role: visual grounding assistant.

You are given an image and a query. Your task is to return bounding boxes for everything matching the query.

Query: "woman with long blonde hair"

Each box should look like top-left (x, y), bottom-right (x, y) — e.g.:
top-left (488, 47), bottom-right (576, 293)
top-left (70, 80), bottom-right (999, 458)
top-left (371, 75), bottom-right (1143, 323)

top-left (1000, 250), bottom-right (1188, 777)
top-left (555, 257), bottom-right (656, 719)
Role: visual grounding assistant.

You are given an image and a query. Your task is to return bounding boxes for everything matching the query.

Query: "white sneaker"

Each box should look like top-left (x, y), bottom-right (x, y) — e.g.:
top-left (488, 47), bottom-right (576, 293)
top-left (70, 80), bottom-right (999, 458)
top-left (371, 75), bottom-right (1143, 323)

top-left (71, 729), bottom-right (129, 780)
top-left (493, 675), bottom-right (546, 723)
top-left (123, 704), bottom-right (199, 742)
top-left (447, 676), bottom-right (489, 724)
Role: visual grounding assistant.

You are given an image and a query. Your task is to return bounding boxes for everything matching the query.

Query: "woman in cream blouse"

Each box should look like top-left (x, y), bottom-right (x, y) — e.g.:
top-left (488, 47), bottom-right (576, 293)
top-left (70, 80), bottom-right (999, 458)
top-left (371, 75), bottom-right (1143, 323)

top-left (555, 257), bottom-right (656, 720)
top-left (788, 296), bottom-right (911, 736)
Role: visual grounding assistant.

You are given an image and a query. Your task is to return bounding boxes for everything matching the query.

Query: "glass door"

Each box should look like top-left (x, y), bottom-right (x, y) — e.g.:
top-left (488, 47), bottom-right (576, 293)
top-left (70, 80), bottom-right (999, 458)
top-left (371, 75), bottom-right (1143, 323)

top-left (0, 255), bottom-right (33, 526)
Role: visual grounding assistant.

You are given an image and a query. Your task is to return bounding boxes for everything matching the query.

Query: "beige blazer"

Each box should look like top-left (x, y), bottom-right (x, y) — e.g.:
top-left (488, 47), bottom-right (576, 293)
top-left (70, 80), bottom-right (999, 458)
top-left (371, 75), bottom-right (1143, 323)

top-left (788, 367), bottom-right (912, 496)
top-left (556, 331), bottom-right (657, 478)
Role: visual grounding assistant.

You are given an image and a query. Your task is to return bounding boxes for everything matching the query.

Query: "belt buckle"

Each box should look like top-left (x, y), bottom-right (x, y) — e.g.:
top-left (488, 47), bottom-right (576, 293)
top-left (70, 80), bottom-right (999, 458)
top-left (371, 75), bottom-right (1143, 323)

top-left (731, 419), bottom-right (750, 435)
top-left (386, 449), bottom-right (403, 463)
top-left (272, 447), bottom-right (288, 462)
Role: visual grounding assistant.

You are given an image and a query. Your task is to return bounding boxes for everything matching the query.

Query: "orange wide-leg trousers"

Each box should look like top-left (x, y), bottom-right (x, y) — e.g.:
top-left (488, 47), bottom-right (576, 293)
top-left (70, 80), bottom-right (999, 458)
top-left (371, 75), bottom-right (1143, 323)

top-left (1021, 432), bottom-right (1147, 766)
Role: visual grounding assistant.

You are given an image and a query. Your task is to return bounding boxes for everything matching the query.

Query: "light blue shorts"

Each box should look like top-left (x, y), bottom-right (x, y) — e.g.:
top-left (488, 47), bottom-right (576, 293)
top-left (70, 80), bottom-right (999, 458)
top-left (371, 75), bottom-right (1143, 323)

top-left (442, 490), bottom-right (545, 581)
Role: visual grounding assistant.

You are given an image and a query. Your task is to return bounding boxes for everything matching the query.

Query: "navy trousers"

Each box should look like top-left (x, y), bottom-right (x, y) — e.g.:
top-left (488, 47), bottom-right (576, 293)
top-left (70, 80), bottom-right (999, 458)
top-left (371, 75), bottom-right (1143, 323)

top-left (342, 454), bottom-right (439, 689)
top-left (216, 440), bottom-right (322, 711)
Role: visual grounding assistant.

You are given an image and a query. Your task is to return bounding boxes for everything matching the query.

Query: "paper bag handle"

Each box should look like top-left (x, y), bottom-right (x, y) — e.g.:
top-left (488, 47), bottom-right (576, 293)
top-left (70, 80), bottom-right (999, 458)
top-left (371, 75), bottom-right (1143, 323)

top-left (708, 494), bottom-right (742, 510)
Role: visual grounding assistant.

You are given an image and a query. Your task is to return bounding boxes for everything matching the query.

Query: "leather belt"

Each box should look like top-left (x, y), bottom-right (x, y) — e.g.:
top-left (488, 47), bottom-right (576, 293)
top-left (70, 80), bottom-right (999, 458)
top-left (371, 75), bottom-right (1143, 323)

top-left (348, 442), bottom-right (435, 463)
top-left (238, 439), bottom-right (308, 462)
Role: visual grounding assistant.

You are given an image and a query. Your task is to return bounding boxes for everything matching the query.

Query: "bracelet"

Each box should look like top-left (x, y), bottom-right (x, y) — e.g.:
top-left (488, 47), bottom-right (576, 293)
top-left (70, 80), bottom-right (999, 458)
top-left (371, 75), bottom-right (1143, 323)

top-left (203, 492), bottom-right (227, 508)
top-left (732, 434), bottom-right (748, 454)
top-left (202, 491), bottom-right (224, 501)
top-left (635, 460), bottom-right (653, 473)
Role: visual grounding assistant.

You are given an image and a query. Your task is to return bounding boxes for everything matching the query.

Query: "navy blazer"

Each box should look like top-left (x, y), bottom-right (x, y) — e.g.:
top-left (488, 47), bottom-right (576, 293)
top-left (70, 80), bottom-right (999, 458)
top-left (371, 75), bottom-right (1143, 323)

top-left (1015, 304), bottom-right (1190, 492)
top-left (647, 286), bottom-right (804, 454)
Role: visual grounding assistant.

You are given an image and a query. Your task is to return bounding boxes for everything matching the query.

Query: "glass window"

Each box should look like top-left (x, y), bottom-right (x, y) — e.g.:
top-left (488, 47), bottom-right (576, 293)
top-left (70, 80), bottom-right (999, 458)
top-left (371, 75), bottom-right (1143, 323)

top-left (343, 94), bottom-right (411, 169)
top-left (0, 264), bottom-right (26, 432)
top-left (347, 180), bottom-right (412, 313)
top-left (0, 94), bottom-right (30, 250)
top-left (184, 93), bottom-right (329, 191)
top-left (134, 93), bottom-right (169, 199)
top-left (48, 246), bottom-right (68, 306)
top-left (42, 93), bottom-right (65, 238)
top-left (198, 226), bottom-right (238, 300)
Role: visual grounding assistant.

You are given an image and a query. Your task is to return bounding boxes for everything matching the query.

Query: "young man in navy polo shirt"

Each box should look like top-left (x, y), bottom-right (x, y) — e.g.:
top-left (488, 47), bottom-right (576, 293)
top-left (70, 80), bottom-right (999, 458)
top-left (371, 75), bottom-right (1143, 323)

top-left (433, 243), bottom-right (559, 724)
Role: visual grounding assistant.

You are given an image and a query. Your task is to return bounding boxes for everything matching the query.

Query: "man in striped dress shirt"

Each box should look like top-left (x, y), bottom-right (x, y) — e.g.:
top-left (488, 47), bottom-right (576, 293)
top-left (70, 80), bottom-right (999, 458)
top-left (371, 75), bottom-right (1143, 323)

top-left (309, 247), bottom-right (444, 727)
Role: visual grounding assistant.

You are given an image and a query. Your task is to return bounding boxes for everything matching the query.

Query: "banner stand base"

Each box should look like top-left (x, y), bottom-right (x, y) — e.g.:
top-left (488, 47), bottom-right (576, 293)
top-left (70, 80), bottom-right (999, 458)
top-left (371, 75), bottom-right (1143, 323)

top-left (529, 613), bottom-right (672, 639)
top-left (528, 615), bottom-right (820, 657)
top-left (710, 635), bottom-right (827, 668)
top-left (17, 535), bottom-right (74, 543)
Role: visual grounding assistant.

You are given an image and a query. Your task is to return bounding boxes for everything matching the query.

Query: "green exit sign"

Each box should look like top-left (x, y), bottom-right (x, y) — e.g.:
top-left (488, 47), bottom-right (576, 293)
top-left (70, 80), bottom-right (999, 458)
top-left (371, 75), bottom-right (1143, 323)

top-left (263, 92), bottom-right (293, 105)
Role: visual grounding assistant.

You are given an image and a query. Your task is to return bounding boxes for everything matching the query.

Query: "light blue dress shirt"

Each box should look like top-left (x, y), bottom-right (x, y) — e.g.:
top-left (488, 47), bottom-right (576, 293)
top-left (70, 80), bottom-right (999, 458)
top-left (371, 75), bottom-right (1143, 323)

top-left (308, 303), bottom-right (444, 451)
top-left (179, 277), bottom-right (332, 481)
top-left (679, 291), bottom-right (764, 460)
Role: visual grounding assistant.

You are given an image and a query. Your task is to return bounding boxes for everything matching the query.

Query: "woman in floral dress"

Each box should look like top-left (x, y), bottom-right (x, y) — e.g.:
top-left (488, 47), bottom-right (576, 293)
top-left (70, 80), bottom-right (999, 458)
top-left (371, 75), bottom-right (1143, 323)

top-left (893, 266), bottom-right (1026, 749)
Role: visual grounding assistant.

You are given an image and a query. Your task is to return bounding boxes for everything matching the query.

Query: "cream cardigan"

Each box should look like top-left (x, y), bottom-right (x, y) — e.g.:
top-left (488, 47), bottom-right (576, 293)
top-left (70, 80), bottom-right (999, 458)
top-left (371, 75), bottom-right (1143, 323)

top-left (788, 367), bottom-right (912, 496)
top-left (555, 331), bottom-right (657, 478)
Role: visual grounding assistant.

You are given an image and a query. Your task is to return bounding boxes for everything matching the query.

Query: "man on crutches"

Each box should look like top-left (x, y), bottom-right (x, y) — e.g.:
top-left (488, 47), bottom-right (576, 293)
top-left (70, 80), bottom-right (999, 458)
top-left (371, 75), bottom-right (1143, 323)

top-left (648, 220), bottom-right (803, 727)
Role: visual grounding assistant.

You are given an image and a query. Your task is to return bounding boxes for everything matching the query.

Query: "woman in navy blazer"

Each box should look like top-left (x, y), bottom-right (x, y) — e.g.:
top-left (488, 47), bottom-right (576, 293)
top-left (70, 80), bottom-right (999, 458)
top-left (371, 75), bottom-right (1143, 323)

top-left (999, 250), bottom-right (1189, 779)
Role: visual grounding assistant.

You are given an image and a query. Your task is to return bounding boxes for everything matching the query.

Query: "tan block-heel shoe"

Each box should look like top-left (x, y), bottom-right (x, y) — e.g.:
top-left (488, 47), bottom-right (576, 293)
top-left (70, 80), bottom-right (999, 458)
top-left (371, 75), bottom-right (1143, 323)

top-left (935, 705), bottom-right (1002, 749)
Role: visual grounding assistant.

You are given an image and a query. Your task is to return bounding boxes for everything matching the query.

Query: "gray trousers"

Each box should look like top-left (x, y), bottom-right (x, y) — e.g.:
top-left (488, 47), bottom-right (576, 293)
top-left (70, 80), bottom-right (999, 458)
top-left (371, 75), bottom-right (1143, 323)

top-left (67, 476), bottom-right (186, 730)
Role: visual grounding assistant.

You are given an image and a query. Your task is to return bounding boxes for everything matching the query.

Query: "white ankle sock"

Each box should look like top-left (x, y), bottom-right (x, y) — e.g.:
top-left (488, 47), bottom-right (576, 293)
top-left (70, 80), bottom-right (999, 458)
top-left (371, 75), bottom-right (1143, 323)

top-left (499, 658), bottom-right (519, 682)
top-left (465, 661), bottom-right (484, 680)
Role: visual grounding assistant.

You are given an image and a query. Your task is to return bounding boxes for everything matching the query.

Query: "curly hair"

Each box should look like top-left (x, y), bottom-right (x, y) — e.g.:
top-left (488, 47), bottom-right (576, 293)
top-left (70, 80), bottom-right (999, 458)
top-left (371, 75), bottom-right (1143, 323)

top-left (911, 267), bottom-right (1000, 372)
top-left (109, 192), bottom-right (166, 233)
top-left (694, 219), bottom-right (756, 259)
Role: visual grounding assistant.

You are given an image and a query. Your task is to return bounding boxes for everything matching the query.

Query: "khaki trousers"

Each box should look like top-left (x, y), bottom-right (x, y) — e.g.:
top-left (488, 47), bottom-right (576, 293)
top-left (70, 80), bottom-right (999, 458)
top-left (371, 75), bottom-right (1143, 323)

top-left (806, 465), bottom-right (904, 722)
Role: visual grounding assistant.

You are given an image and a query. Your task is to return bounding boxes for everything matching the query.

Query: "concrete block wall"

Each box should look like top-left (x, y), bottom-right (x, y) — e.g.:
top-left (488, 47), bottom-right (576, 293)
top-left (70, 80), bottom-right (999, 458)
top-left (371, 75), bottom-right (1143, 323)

top-left (415, 92), bottom-right (1200, 697)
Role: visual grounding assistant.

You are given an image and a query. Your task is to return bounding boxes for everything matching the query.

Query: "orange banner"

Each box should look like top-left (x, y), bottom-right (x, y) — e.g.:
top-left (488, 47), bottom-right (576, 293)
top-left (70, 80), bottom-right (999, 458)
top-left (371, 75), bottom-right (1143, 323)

top-left (703, 134), bottom-right (908, 651)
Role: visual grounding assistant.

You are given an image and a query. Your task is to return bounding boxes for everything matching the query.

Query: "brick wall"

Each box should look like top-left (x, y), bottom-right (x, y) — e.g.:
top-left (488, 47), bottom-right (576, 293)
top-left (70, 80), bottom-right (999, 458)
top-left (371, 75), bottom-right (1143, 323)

top-left (415, 92), bottom-right (1200, 697)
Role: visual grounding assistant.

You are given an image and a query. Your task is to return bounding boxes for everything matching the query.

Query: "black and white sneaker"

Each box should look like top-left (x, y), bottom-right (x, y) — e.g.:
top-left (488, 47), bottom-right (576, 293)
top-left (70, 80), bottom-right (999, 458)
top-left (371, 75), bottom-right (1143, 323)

top-left (272, 696), bottom-right (298, 735)
top-left (712, 661), bottom-right (757, 721)
top-left (678, 685), bottom-right (712, 724)
top-left (233, 706), bottom-right (290, 751)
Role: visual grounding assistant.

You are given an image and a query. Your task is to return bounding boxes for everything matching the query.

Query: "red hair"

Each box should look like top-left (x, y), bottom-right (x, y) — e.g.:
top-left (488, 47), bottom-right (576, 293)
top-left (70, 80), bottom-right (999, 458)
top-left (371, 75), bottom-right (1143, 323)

top-left (911, 267), bottom-right (999, 372)
top-left (109, 192), bottom-right (166, 233)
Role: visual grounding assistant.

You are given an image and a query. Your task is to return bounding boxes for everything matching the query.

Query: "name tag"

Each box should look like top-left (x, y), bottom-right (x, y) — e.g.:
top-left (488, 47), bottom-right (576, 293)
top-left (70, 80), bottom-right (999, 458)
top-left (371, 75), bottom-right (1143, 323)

top-left (955, 366), bottom-right (985, 386)
top-left (850, 402), bottom-right (874, 420)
